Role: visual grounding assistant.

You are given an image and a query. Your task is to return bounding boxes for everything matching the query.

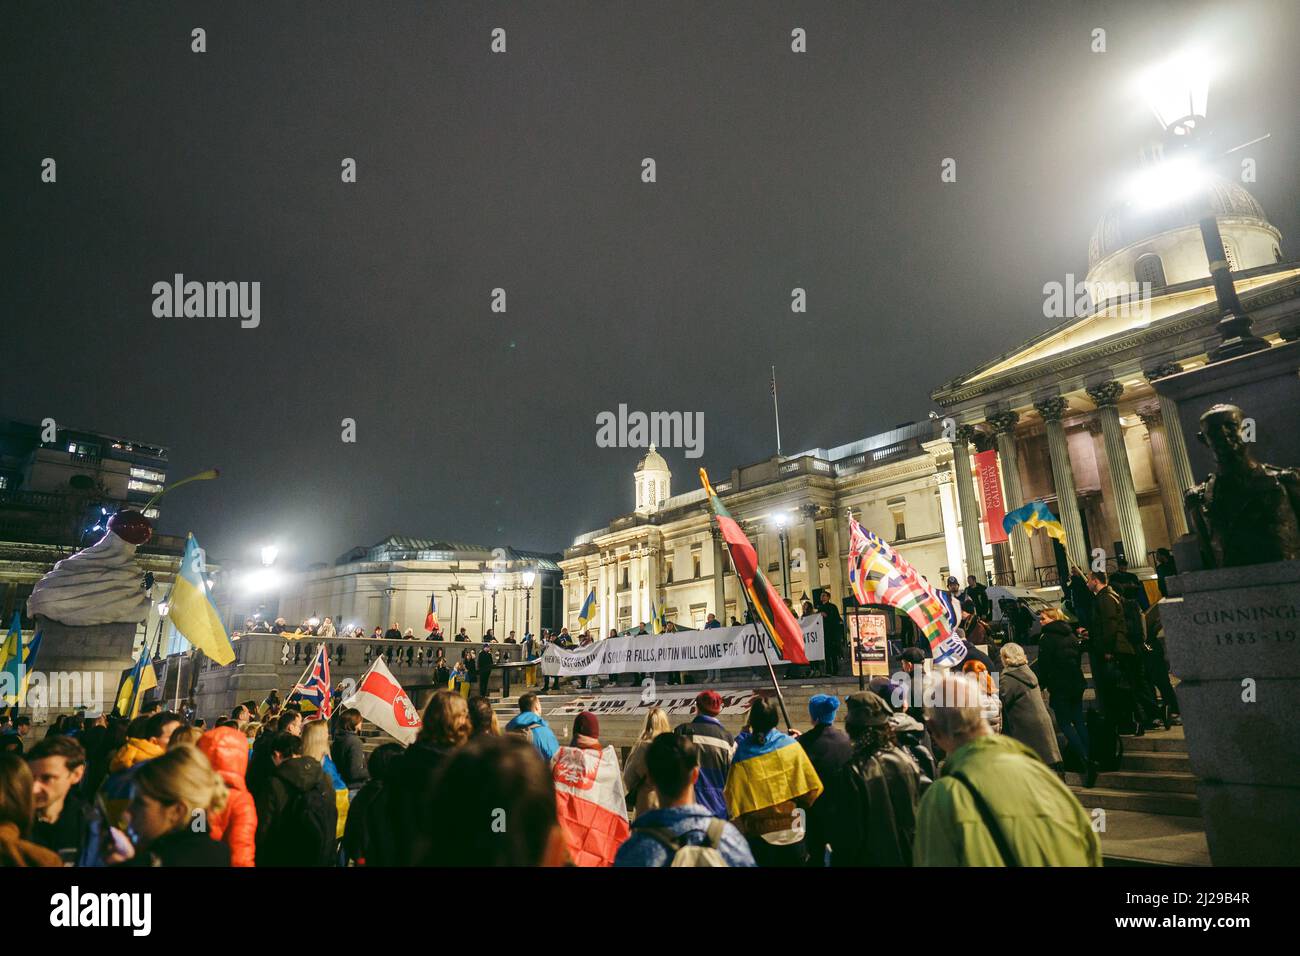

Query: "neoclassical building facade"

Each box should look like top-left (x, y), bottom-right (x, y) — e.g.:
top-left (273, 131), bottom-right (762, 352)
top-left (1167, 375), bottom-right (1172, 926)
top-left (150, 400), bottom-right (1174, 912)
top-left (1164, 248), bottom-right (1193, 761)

top-left (559, 431), bottom-right (977, 634)
top-left (932, 177), bottom-right (1300, 585)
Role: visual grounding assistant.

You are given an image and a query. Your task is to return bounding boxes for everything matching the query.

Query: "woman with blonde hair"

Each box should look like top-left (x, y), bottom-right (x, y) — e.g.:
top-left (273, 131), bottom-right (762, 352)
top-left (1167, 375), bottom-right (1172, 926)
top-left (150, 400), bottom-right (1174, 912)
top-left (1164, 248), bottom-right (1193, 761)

top-left (622, 706), bottom-right (672, 817)
top-left (105, 745), bottom-right (230, 866)
top-left (302, 719), bottom-right (350, 844)
top-left (167, 726), bottom-right (204, 750)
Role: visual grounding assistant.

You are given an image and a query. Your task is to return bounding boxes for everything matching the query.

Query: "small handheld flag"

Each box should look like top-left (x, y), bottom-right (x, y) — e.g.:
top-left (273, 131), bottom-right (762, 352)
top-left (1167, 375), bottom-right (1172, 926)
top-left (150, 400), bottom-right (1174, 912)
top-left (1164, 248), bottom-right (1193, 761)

top-left (286, 644), bottom-right (333, 720)
top-left (342, 655), bottom-right (421, 745)
top-left (1003, 500), bottom-right (1067, 544)
top-left (424, 593), bottom-right (439, 633)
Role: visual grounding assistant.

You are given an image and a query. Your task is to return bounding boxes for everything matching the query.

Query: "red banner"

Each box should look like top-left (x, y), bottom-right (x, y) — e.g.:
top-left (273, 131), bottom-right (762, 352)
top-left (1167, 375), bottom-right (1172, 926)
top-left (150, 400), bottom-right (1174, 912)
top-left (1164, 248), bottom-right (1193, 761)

top-left (975, 449), bottom-right (1008, 544)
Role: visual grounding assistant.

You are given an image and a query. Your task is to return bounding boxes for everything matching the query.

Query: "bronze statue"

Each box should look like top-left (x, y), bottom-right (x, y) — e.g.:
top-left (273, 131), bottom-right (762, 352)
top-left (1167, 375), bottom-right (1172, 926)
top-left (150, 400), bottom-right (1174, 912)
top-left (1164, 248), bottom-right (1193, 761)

top-left (1185, 404), bottom-right (1300, 568)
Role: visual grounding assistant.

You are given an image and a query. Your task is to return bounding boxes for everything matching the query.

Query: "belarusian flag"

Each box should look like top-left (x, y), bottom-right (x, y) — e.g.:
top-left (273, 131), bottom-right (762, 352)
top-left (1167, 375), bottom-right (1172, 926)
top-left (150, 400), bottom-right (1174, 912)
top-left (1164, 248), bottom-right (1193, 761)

top-left (700, 468), bottom-right (808, 665)
top-left (342, 655), bottom-right (422, 745)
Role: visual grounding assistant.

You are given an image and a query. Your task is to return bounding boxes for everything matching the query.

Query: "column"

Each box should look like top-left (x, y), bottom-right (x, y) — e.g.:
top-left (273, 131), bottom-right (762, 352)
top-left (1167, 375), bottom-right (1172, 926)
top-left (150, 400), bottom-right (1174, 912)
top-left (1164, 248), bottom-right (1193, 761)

top-left (1144, 362), bottom-right (1196, 502)
top-left (1087, 380), bottom-right (1150, 570)
top-left (952, 426), bottom-right (988, 582)
top-left (826, 509), bottom-right (844, 603)
top-left (1033, 396), bottom-right (1090, 569)
top-left (711, 526), bottom-right (727, 620)
top-left (561, 576), bottom-right (571, 632)
top-left (646, 548), bottom-right (660, 621)
top-left (935, 472), bottom-right (965, 580)
top-left (629, 550), bottom-right (641, 627)
top-left (802, 509), bottom-right (822, 597)
top-left (988, 411), bottom-right (1036, 586)
top-left (607, 555), bottom-right (618, 633)
top-left (1137, 402), bottom-right (1190, 539)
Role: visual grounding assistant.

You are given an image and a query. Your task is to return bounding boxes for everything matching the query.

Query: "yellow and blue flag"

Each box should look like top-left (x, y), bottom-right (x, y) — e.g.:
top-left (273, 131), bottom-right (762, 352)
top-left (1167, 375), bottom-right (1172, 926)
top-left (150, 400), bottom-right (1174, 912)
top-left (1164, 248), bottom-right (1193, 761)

top-left (1003, 500), bottom-right (1067, 544)
top-left (577, 589), bottom-right (597, 630)
top-left (1, 612), bottom-right (23, 705)
top-left (724, 727), bottom-right (823, 820)
top-left (114, 644), bottom-right (158, 719)
top-left (169, 533), bottom-right (236, 665)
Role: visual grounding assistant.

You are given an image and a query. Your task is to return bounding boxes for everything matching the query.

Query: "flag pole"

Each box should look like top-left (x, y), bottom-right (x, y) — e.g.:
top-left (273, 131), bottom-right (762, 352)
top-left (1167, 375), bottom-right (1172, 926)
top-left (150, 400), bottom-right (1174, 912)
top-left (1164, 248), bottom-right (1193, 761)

top-left (770, 366), bottom-right (783, 459)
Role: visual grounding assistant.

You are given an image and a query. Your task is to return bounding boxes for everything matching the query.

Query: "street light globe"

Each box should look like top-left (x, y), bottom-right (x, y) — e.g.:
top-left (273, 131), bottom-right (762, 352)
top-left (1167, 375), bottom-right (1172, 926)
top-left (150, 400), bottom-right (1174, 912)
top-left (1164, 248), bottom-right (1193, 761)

top-left (158, 601), bottom-right (170, 618)
top-left (260, 545), bottom-right (279, 567)
top-left (774, 512), bottom-right (788, 528)
top-left (488, 573), bottom-right (500, 591)
top-left (308, 617), bottom-right (320, 627)
top-left (1125, 155), bottom-right (1208, 212)
top-left (1139, 51), bottom-right (1212, 137)
top-left (522, 568), bottom-right (537, 588)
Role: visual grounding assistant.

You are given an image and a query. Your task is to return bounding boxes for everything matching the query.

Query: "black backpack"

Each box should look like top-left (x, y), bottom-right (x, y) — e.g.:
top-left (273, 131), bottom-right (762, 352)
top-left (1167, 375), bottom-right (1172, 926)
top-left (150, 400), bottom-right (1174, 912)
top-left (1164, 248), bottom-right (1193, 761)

top-left (274, 777), bottom-right (337, 867)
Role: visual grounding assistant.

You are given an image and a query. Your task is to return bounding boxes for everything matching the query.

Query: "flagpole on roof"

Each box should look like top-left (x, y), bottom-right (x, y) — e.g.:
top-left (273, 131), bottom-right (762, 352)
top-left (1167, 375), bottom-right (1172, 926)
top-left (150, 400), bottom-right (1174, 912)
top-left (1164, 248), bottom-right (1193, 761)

top-left (770, 366), bottom-right (783, 459)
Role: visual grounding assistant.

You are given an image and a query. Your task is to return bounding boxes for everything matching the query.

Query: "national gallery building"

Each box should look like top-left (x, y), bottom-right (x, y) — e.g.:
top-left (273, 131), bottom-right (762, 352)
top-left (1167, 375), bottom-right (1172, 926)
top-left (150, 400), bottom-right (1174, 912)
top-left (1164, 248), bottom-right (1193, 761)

top-left (560, 176), bottom-right (1299, 628)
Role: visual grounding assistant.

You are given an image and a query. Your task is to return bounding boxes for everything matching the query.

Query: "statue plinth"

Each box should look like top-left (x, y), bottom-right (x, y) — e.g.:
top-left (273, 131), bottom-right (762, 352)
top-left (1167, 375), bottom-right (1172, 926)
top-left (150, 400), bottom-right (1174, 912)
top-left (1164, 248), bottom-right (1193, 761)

top-left (1163, 561), bottom-right (1300, 865)
top-left (28, 616), bottom-right (143, 717)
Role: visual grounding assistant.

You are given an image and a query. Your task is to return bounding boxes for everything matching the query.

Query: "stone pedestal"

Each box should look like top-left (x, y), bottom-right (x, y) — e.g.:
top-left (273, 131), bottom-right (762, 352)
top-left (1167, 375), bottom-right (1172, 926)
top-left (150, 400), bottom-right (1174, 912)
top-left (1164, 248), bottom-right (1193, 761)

top-left (1161, 561), bottom-right (1300, 865)
top-left (29, 616), bottom-right (143, 717)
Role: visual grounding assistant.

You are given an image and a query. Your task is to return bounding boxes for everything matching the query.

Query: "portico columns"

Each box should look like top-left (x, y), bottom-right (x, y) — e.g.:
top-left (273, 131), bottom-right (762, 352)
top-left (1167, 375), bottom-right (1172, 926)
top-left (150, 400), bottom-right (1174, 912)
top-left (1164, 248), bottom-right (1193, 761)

top-left (1137, 402), bottom-right (1189, 540)
top-left (711, 527), bottom-right (727, 620)
top-left (1144, 363), bottom-right (1197, 509)
top-left (1033, 396), bottom-right (1090, 569)
top-left (989, 411), bottom-right (1036, 586)
top-left (952, 426), bottom-right (988, 583)
top-left (802, 508), bottom-right (822, 597)
top-left (629, 550), bottom-right (642, 627)
top-left (1087, 380), bottom-right (1150, 570)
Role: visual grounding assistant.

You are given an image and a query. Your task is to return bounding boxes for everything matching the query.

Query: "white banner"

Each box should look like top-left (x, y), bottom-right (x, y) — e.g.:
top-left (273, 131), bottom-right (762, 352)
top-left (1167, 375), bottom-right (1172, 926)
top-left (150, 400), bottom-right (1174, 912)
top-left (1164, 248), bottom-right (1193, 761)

top-left (548, 688), bottom-right (762, 717)
top-left (541, 615), bottom-right (824, 676)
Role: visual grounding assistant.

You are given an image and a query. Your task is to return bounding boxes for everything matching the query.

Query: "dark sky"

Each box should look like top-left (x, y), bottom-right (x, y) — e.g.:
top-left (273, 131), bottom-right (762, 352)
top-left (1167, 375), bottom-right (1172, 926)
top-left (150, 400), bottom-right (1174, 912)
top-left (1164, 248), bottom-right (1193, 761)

top-left (4, 0), bottom-right (1297, 570)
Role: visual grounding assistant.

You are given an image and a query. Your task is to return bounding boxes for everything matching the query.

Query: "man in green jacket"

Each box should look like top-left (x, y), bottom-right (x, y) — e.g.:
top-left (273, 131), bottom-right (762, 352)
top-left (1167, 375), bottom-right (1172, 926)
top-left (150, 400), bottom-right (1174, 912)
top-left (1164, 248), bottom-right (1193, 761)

top-left (914, 671), bottom-right (1101, 867)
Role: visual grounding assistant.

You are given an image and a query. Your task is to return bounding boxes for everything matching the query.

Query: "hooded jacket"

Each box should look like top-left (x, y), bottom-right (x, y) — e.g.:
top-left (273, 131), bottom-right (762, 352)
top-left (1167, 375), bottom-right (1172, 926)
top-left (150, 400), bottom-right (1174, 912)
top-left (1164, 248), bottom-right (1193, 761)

top-left (505, 710), bottom-right (559, 763)
top-left (826, 744), bottom-right (927, 867)
top-left (999, 664), bottom-right (1064, 766)
top-left (99, 737), bottom-right (167, 828)
top-left (1033, 620), bottom-right (1086, 701)
top-left (914, 734), bottom-right (1101, 866)
top-left (108, 736), bottom-right (164, 773)
top-left (613, 804), bottom-right (756, 867)
top-left (197, 727), bottom-right (258, 867)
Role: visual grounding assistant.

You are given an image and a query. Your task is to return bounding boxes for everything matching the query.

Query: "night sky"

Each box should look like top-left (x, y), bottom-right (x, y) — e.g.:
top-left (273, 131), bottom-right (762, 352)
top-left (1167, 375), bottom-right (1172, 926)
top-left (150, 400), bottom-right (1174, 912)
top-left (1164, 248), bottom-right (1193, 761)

top-left (4, 0), bottom-right (1297, 570)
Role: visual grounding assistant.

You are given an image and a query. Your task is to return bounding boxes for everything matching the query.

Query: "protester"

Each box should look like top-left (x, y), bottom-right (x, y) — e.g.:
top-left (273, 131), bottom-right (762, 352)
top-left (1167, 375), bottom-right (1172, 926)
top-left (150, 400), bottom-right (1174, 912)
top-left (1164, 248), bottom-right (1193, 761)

top-left (815, 590), bottom-right (845, 677)
top-left (251, 731), bottom-right (337, 867)
top-left (168, 726), bottom-right (204, 750)
top-left (413, 735), bottom-right (568, 866)
top-left (330, 708), bottom-right (370, 793)
top-left (961, 659), bottom-right (1002, 733)
top-left (1142, 602), bottom-right (1181, 728)
top-left (0, 754), bottom-right (69, 867)
top-left (341, 743), bottom-right (403, 866)
top-left (1087, 570), bottom-right (1150, 735)
top-left (725, 697), bottom-right (822, 866)
top-left (674, 690), bottom-right (735, 818)
top-left (99, 711), bottom-right (183, 827)
top-left (998, 643), bottom-right (1063, 768)
top-left (1033, 608), bottom-right (1096, 786)
top-left (914, 671), bottom-right (1101, 866)
top-left (614, 733), bottom-right (755, 867)
top-left (797, 694), bottom-right (853, 866)
top-left (505, 692), bottom-right (559, 762)
top-left (825, 692), bottom-right (928, 866)
top-left (551, 711), bottom-right (629, 865)
top-left (477, 644), bottom-right (494, 698)
top-left (195, 726), bottom-right (257, 867)
top-left (365, 690), bottom-right (471, 866)
top-left (1154, 548), bottom-right (1178, 598)
top-left (623, 706), bottom-right (672, 818)
top-left (468, 695), bottom-right (501, 737)
top-left (302, 720), bottom-right (349, 845)
top-left (248, 709), bottom-right (304, 795)
top-left (26, 736), bottom-right (104, 866)
top-left (104, 745), bottom-right (231, 867)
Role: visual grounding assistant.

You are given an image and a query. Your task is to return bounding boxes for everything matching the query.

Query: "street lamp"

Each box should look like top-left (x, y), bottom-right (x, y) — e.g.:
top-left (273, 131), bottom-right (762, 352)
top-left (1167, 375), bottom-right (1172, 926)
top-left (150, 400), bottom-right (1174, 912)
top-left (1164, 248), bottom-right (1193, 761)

top-left (487, 572), bottom-right (500, 633)
top-left (1132, 50), bottom-right (1269, 361)
top-left (773, 512), bottom-right (791, 600)
top-left (521, 567), bottom-right (537, 636)
top-left (260, 545), bottom-right (279, 567)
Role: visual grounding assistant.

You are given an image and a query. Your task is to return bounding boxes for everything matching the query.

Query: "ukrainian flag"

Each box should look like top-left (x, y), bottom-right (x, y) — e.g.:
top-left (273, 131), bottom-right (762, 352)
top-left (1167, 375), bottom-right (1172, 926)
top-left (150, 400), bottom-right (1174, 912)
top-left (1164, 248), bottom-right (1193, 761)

top-left (725, 728), bottom-right (823, 820)
top-left (115, 644), bottom-right (158, 718)
top-left (577, 589), bottom-right (597, 629)
top-left (650, 599), bottom-right (663, 635)
top-left (168, 533), bottom-right (236, 665)
top-left (1, 612), bottom-right (22, 705)
top-left (1003, 500), bottom-right (1067, 545)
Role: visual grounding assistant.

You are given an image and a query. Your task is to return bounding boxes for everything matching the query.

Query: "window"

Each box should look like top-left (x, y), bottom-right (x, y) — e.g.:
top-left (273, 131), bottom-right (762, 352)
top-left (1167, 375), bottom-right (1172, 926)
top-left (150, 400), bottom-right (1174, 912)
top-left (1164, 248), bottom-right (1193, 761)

top-left (621, 566), bottom-right (629, 588)
top-left (816, 529), bottom-right (827, 559)
top-left (0, 476), bottom-right (7, 490)
top-left (666, 562), bottom-right (674, 584)
top-left (128, 479), bottom-right (163, 494)
top-left (131, 466), bottom-right (165, 482)
top-left (1134, 253), bottom-right (1167, 290)
top-left (692, 552), bottom-right (701, 578)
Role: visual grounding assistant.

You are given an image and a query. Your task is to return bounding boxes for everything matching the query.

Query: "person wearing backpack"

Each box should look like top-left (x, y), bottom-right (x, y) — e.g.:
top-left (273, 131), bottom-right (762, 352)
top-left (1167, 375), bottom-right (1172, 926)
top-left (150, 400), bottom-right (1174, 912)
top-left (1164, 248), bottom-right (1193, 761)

top-left (614, 733), bottom-right (754, 867)
top-left (251, 731), bottom-right (338, 867)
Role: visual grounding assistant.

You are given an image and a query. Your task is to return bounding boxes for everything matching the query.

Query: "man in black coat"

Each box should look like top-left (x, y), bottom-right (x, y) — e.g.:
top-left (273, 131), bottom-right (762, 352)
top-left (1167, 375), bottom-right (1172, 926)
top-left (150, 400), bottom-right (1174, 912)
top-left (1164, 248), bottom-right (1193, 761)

top-left (477, 646), bottom-right (495, 698)
top-left (798, 694), bottom-right (853, 866)
top-left (252, 732), bottom-right (338, 867)
top-left (330, 708), bottom-right (370, 793)
top-left (815, 590), bottom-right (845, 676)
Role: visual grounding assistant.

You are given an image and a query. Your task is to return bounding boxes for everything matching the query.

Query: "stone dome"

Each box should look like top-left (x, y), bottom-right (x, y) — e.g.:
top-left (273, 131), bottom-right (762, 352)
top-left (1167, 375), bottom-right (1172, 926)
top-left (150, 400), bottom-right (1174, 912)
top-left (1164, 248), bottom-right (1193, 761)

top-left (1088, 176), bottom-right (1270, 269)
top-left (636, 443), bottom-right (669, 474)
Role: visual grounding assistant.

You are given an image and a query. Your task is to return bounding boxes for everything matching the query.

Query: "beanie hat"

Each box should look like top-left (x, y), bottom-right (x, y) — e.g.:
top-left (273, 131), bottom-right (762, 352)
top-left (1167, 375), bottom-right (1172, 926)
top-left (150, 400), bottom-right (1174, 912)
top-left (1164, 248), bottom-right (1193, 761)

top-left (695, 690), bottom-right (723, 716)
top-left (807, 694), bottom-right (840, 725)
top-left (572, 711), bottom-right (600, 740)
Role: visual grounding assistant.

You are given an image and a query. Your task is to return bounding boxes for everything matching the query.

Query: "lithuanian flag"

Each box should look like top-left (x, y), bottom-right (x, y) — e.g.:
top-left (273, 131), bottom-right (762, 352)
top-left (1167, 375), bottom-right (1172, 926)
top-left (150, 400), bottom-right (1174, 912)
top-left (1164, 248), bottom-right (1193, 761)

top-left (168, 533), bottom-right (236, 665)
top-left (724, 727), bottom-right (823, 819)
top-left (700, 469), bottom-right (809, 665)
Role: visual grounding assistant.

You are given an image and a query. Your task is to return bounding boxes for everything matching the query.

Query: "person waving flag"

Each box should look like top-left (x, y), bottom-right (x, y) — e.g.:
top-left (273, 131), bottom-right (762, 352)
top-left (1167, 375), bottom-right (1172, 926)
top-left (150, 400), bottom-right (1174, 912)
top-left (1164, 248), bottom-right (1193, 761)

top-left (286, 644), bottom-right (333, 720)
top-left (577, 588), bottom-right (598, 630)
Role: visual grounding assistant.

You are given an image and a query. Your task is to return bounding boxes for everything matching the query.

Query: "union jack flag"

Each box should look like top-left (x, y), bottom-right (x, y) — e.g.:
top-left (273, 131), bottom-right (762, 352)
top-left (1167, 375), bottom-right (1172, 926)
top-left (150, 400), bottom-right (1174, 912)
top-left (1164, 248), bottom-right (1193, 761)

top-left (287, 644), bottom-right (333, 720)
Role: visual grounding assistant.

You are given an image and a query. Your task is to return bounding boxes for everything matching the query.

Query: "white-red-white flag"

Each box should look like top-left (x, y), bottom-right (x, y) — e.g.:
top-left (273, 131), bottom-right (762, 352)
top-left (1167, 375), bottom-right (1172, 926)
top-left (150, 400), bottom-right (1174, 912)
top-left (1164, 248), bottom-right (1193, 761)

top-left (341, 655), bottom-right (422, 745)
top-left (551, 744), bottom-right (630, 867)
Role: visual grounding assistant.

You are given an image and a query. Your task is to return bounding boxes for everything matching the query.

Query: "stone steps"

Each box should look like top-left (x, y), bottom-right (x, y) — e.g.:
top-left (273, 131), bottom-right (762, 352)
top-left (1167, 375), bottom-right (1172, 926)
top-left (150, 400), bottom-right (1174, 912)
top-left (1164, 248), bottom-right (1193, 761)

top-left (1067, 726), bottom-right (1201, 819)
top-left (1068, 785), bottom-right (1201, 818)
top-left (1064, 769), bottom-right (1197, 794)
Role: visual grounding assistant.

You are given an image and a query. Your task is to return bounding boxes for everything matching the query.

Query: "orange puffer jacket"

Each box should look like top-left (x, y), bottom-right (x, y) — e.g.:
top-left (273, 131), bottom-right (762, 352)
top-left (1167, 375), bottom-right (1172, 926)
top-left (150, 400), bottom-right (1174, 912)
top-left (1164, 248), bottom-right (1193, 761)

top-left (197, 727), bottom-right (258, 867)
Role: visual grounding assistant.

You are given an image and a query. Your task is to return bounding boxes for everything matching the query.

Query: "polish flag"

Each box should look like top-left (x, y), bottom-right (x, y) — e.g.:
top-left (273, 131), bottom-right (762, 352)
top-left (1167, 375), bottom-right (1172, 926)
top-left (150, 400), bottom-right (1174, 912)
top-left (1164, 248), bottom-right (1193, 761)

top-left (551, 745), bottom-right (630, 867)
top-left (341, 655), bottom-right (422, 745)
